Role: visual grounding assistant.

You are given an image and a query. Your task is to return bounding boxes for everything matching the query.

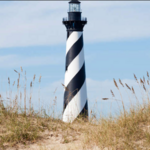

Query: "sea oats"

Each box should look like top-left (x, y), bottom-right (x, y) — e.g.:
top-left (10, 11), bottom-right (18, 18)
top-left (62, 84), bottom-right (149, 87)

top-left (119, 79), bottom-right (124, 87)
top-left (8, 77), bottom-right (10, 85)
top-left (143, 85), bottom-right (146, 91)
top-left (113, 79), bottom-right (119, 89)
top-left (134, 74), bottom-right (139, 83)
top-left (33, 74), bottom-right (36, 82)
top-left (102, 98), bottom-right (109, 100)
top-left (125, 83), bottom-right (131, 90)
top-left (110, 90), bottom-right (115, 97)
top-left (132, 87), bottom-right (135, 94)
top-left (20, 66), bottom-right (23, 72)
top-left (147, 71), bottom-right (149, 78)
top-left (140, 78), bottom-right (144, 84)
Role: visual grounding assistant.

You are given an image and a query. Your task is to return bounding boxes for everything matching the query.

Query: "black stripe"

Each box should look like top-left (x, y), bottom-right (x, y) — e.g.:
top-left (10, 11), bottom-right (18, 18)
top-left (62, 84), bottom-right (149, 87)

top-left (67, 31), bottom-right (73, 39)
top-left (78, 100), bottom-right (88, 118)
top-left (65, 35), bottom-right (83, 71)
top-left (63, 63), bottom-right (86, 111)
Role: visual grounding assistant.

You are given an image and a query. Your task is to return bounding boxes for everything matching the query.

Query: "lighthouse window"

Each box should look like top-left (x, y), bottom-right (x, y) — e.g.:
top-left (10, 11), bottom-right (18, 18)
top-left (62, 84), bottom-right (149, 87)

top-left (69, 4), bottom-right (80, 12)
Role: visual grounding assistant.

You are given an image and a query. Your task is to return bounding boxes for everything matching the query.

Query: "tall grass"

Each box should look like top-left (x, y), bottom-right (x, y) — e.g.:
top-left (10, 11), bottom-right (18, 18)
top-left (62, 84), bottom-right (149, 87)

top-left (1, 68), bottom-right (150, 149)
top-left (84, 72), bottom-right (150, 149)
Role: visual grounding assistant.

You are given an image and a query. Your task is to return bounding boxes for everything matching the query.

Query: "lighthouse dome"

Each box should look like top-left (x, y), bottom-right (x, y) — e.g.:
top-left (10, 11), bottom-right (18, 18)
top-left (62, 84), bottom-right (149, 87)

top-left (69, 0), bottom-right (80, 3)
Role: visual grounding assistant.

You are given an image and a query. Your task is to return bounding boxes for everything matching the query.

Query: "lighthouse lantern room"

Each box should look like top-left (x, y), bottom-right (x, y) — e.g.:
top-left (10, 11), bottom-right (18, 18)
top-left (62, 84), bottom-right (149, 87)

top-left (69, 0), bottom-right (81, 12)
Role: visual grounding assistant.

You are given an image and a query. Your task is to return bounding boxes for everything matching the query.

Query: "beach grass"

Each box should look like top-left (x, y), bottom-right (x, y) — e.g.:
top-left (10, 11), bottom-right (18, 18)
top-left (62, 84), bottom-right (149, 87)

top-left (0, 68), bottom-right (150, 149)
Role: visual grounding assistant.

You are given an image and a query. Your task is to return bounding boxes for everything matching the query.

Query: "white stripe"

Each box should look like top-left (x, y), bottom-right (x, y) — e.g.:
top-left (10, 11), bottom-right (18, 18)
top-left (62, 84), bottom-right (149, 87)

top-left (65, 48), bottom-right (85, 87)
top-left (66, 32), bottom-right (82, 54)
top-left (63, 81), bottom-right (87, 123)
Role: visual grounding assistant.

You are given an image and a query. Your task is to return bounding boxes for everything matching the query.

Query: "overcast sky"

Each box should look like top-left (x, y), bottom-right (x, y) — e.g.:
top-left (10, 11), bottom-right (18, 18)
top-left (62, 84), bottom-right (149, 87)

top-left (0, 1), bottom-right (150, 117)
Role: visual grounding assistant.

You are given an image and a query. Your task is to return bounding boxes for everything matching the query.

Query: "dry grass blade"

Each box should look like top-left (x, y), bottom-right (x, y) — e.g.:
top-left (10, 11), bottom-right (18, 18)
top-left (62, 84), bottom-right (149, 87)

top-left (14, 70), bottom-right (18, 73)
top-left (29, 82), bottom-right (32, 115)
top-left (134, 74), bottom-right (139, 83)
top-left (24, 71), bottom-right (26, 114)
top-left (125, 83), bottom-right (131, 90)
top-left (62, 83), bottom-right (68, 91)
top-left (110, 90), bottom-right (115, 97)
top-left (119, 79), bottom-right (124, 87)
top-left (0, 94), bottom-right (2, 105)
top-left (8, 77), bottom-right (10, 85)
top-left (33, 74), bottom-right (36, 82)
top-left (39, 75), bottom-right (42, 83)
top-left (102, 98), bottom-right (109, 100)
top-left (147, 71), bottom-right (149, 78)
top-left (38, 75), bottom-right (42, 115)
top-left (30, 82), bottom-right (32, 87)
top-left (20, 66), bottom-right (23, 72)
top-left (20, 92), bottom-right (22, 103)
top-left (147, 80), bottom-right (149, 85)
top-left (113, 79), bottom-right (119, 89)
top-left (143, 85), bottom-right (146, 91)
top-left (17, 78), bottom-right (19, 88)
top-left (140, 78), bottom-right (144, 84)
top-left (132, 87), bottom-right (135, 94)
top-left (53, 88), bottom-right (57, 94)
top-left (143, 76), bottom-right (145, 83)
top-left (13, 81), bottom-right (15, 86)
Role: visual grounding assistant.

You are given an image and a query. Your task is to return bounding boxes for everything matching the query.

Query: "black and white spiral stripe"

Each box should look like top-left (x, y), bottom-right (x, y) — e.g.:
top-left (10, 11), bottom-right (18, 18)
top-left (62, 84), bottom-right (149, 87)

top-left (63, 31), bottom-right (88, 123)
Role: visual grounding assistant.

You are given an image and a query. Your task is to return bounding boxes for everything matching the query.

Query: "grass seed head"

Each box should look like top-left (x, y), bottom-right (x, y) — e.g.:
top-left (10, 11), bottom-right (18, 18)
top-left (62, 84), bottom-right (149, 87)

top-left (14, 70), bottom-right (18, 73)
top-left (143, 85), bottom-right (146, 91)
top-left (140, 78), bottom-right (144, 84)
top-left (132, 87), bottom-right (135, 94)
top-left (17, 78), bottom-right (19, 88)
top-left (119, 79), bottom-right (124, 87)
top-left (113, 79), bottom-right (119, 89)
top-left (30, 82), bottom-right (32, 88)
top-left (147, 71), bottom-right (149, 78)
top-left (8, 77), bottom-right (10, 85)
top-left (62, 83), bottom-right (68, 91)
top-left (110, 90), bottom-right (115, 97)
top-left (39, 75), bottom-right (42, 83)
top-left (20, 66), bottom-right (23, 72)
top-left (102, 98), bottom-right (109, 100)
top-left (125, 83), bottom-right (131, 90)
top-left (143, 76), bottom-right (145, 83)
top-left (33, 74), bottom-right (36, 82)
top-left (134, 74), bottom-right (139, 83)
top-left (18, 73), bottom-right (20, 79)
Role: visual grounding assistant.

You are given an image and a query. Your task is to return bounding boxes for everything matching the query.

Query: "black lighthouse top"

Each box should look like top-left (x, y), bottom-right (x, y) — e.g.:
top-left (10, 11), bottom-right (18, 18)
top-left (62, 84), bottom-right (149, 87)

top-left (62, 0), bottom-right (87, 31)
top-left (69, 0), bottom-right (80, 3)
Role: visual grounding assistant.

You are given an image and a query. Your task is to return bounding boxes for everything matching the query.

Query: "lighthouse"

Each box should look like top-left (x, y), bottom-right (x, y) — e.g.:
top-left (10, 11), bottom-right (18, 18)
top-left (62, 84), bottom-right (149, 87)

top-left (62, 0), bottom-right (88, 123)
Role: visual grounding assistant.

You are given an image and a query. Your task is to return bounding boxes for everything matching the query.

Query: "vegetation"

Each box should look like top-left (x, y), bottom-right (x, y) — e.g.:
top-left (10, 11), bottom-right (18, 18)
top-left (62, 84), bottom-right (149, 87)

top-left (0, 68), bottom-right (150, 149)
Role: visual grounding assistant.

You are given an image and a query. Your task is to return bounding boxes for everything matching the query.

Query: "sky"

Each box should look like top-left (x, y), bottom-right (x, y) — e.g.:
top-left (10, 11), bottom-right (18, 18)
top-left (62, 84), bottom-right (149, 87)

top-left (0, 1), bottom-right (150, 117)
